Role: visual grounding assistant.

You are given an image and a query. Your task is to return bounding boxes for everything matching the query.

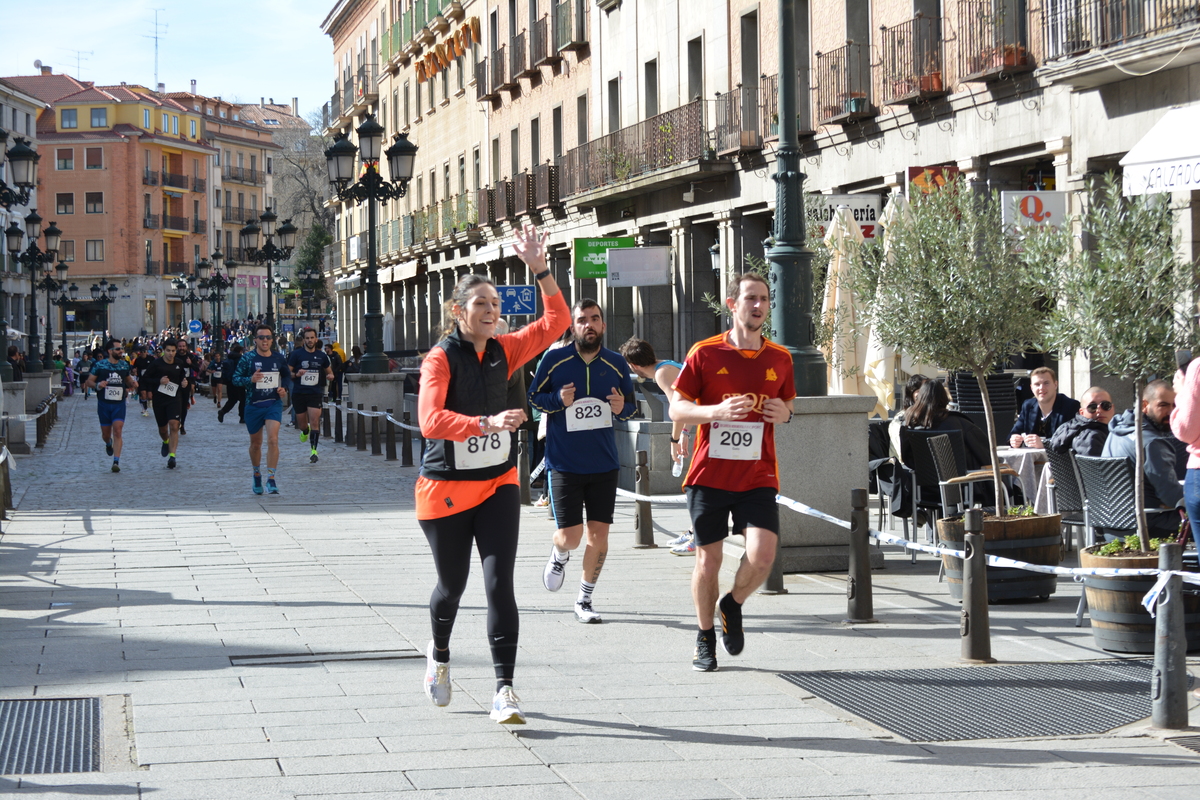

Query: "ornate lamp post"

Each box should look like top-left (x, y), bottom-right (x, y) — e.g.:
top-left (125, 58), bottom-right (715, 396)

top-left (294, 265), bottom-right (323, 324)
top-left (767, 0), bottom-right (826, 395)
top-left (52, 281), bottom-right (80, 359)
top-left (268, 269), bottom-right (291, 336)
top-left (198, 253), bottom-right (235, 358)
top-left (0, 128), bottom-right (40, 211)
top-left (90, 279), bottom-right (117, 335)
top-left (35, 259), bottom-right (68, 366)
top-left (171, 270), bottom-right (202, 347)
top-left (240, 209), bottom-right (297, 329)
top-left (324, 115), bottom-right (417, 374)
top-left (6, 210), bottom-right (62, 371)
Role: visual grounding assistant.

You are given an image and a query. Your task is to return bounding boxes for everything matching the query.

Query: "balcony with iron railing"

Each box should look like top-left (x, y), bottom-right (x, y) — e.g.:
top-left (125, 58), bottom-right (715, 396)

top-left (958, 0), bottom-right (1035, 82)
top-left (343, 81), bottom-right (354, 112)
top-left (493, 45), bottom-right (516, 91)
top-left (143, 169), bottom-right (159, 186)
top-left (716, 84), bottom-right (765, 155)
top-left (143, 214), bottom-right (160, 230)
top-left (755, 73), bottom-right (814, 141)
top-left (881, 15), bottom-right (949, 105)
top-left (494, 179), bottom-right (514, 222)
top-left (534, 163), bottom-right (562, 209)
top-left (531, 16), bottom-right (559, 66)
top-left (1041, 0), bottom-right (1200, 86)
top-left (167, 261), bottom-right (190, 275)
top-left (476, 186), bottom-right (496, 227)
top-left (355, 62), bottom-right (379, 105)
top-left (223, 205), bottom-right (254, 224)
top-left (815, 42), bottom-right (876, 126)
top-left (330, 85), bottom-right (344, 122)
top-left (476, 58), bottom-right (498, 101)
top-left (161, 171), bottom-right (189, 189)
top-left (193, 176), bottom-right (207, 193)
top-left (554, 0), bottom-right (588, 52)
top-left (163, 215), bottom-right (189, 232)
top-left (193, 217), bottom-right (206, 234)
top-left (559, 100), bottom-right (725, 203)
top-left (145, 260), bottom-right (161, 276)
top-left (223, 166), bottom-right (265, 185)
top-left (511, 31), bottom-right (537, 79)
top-left (326, 243), bottom-right (343, 270)
top-left (513, 172), bottom-right (534, 216)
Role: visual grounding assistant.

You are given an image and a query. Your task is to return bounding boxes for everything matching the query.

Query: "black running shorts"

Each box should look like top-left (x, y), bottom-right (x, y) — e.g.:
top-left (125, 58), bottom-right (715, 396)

top-left (292, 392), bottom-right (323, 414)
top-left (152, 400), bottom-right (182, 428)
top-left (685, 485), bottom-right (780, 546)
top-left (548, 468), bottom-right (619, 529)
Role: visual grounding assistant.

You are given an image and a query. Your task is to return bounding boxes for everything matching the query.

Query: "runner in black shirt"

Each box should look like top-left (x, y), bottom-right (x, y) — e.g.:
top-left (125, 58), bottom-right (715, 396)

top-left (139, 339), bottom-right (189, 469)
top-left (131, 346), bottom-right (154, 417)
top-left (287, 327), bottom-right (335, 464)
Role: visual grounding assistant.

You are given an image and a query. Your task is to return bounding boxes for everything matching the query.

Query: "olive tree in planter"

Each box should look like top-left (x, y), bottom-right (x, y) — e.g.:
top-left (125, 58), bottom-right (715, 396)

top-left (849, 178), bottom-right (1066, 598)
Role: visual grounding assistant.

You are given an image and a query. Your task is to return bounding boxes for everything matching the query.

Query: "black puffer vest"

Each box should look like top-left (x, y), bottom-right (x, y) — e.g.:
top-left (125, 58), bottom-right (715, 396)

top-left (420, 330), bottom-right (518, 481)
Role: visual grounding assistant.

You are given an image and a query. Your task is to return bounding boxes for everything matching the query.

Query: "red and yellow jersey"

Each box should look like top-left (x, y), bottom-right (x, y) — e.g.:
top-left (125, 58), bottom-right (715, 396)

top-left (672, 333), bottom-right (796, 493)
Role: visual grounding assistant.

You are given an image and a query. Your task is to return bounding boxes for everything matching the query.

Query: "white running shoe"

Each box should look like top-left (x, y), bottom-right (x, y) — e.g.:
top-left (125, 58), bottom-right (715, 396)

top-left (490, 685), bottom-right (525, 724)
top-left (423, 641), bottom-right (451, 707)
top-left (543, 547), bottom-right (568, 592)
top-left (666, 530), bottom-right (693, 547)
top-left (671, 534), bottom-right (697, 556)
top-left (574, 598), bottom-right (602, 624)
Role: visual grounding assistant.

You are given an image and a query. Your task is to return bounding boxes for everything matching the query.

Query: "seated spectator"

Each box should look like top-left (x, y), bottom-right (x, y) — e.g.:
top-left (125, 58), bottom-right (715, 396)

top-left (1009, 366), bottom-right (1080, 448)
top-left (1046, 386), bottom-right (1114, 457)
top-left (903, 380), bottom-right (991, 471)
top-left (888, 373), bottom-right (930, 460)
top-left (1102, 379), bottom-right (1184, 536)
top-left (7, 345), bottom-right (23, 382)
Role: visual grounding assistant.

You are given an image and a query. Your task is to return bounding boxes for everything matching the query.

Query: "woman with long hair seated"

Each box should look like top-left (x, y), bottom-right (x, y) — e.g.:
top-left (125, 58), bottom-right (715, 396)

top-left (902, 379), bottom-right (992, 471)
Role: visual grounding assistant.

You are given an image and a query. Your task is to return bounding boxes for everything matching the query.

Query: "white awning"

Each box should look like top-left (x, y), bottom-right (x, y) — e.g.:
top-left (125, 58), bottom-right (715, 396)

top-left (333, 273), bottom-right (361, 291)
top-left (393, 260), bottom-right (420, 281)
top-left (473, 239), bottom-right (516, 265)
top-left (1120, 104), bottom-right (1200, 196)
top-left (377, 265), bottom-right (394, 284)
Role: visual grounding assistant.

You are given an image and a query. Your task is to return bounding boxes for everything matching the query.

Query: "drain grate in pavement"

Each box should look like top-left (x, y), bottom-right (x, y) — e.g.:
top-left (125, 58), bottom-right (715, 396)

top-left (778, 660), bottom-right (1195, 742)
top-left (1169, 736), bottom-right (1200, 756)
top-left (230, 648), bottom-right (421, 666)
top-left (0, 698), bottom-right (101, 774)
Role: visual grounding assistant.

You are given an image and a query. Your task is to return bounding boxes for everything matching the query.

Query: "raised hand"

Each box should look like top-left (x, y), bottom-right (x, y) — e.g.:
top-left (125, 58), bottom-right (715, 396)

top-left (512, 223), bottom-right (548, 269)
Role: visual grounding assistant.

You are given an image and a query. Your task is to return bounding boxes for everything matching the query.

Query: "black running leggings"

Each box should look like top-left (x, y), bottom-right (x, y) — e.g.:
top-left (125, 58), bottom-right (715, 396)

top-left (419, 484), bottom-right (520, 690)
top-left (220, 386), bottom-right (246, 420)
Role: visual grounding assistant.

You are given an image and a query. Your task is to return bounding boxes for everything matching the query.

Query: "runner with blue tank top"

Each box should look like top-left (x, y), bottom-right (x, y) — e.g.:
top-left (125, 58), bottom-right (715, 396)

top-left (232, 323), bottom-right (293, 495)
top-left (84, 339), bottom-right (137, 473)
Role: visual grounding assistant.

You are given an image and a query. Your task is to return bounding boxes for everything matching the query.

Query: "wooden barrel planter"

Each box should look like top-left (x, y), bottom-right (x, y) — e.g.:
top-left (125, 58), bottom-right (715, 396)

top-left (937, 514), bottom-right (1063, 601)
top-left (1079, 547), bottom-right (1200, 654)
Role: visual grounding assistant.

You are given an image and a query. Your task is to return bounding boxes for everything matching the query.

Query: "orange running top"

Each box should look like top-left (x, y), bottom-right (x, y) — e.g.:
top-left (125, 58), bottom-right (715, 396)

top-left (415, 290), bottom-right (569, 519)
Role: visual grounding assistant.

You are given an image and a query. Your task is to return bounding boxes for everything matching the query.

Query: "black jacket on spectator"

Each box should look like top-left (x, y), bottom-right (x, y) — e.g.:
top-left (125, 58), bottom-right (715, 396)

top-left (1010, 393), bottom-right (1081, 439)
top-left (1046, 414), bottom-right (1109, 457)
top-left (905, 410), bottom-right (992, 471)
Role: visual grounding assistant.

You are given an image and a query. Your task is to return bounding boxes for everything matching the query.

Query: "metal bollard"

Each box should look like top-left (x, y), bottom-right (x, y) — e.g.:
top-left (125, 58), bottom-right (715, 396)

top-left (356, 404), bottom-right (367, 452)
top-left (1151, 542), bottom-right (1188, 729)
top-left (518, 429), bottom-right (531, 506)
top-left (322, 406), bottom-right (331, 439)
top-left (960, 509), bottom-right (996, 663)
top-left (401, 410), bottom-right (414, 467)
top-left (370, 406), bottom-right (382, 456)
top-left (844, 488), bottom-right (878, 623)
top-left (345, 406), bottom-right (356, 447)
top-left (385, 409), bottom-right (397, 461)
top-left (35, 406), bottom-right (46, 448)
top-left (334, 405), bottom-right (344, 443)
top-left (633, 450), bottom-right (657, 548)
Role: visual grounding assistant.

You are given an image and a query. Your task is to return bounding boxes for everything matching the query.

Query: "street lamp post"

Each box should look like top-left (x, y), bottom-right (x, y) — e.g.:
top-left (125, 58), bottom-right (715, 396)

top-left (767, 0), bottom-right (826, 396)
top-left (240, 209), bottom-right (297, 329)
top-left (324, 115), bottom-right (417, 374)
top-left (0, 129), bottom-right (41, 382)
top-left (36, 260), bottom-right (68, 366)
top-left (6, 210), bottom-right (63, 372)
top-left (52, 282), bottom-right (80, 359)
top-left (172, 271), bottom-right (201, 348)
top-left (295, 265), bottom-right (322, 325)
top-left (90, 280), bottom-right (116, 336)
top-left (198, 253), bottom-right (234, 358)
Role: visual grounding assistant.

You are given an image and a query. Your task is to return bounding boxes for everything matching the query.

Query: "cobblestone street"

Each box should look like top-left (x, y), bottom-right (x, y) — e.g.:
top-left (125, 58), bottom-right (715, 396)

top-left (1, 392), bottom-right (1198, 799)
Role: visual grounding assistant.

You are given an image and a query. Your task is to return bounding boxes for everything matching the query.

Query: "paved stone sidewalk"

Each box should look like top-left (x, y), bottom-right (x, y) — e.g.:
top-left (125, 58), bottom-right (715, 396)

top-left (1, 392), bottom-right (1198, 799)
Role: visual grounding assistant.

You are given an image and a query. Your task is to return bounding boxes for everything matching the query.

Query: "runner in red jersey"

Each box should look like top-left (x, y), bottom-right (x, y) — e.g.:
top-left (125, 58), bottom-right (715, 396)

top-left (671, 273), bottom-right (795, 671)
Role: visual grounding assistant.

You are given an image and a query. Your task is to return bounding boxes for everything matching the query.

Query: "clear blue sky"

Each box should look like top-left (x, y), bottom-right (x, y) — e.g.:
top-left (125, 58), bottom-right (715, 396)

top-left (4, 0), bottom-right (337, 119)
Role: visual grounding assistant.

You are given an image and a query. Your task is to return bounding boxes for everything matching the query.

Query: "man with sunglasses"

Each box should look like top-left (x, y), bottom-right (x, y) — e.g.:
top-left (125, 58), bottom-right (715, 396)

top-left (84, 339), bottom-right (138, 473)
top-left (232, 324), bottom-right (293, 495)
top-left (1047, 387), bottom-right (1114, 457)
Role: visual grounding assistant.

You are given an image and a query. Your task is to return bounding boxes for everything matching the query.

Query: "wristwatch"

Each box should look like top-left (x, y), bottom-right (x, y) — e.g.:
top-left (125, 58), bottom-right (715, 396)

top-left (670, 436), bottom-right (680, 443)
top-left (532, 268), bottom-right (551, 281)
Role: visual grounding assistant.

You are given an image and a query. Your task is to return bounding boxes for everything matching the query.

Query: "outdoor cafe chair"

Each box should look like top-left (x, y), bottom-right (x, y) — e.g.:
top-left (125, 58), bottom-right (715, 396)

top-left (1044, 448), bottom-right (1087, 552)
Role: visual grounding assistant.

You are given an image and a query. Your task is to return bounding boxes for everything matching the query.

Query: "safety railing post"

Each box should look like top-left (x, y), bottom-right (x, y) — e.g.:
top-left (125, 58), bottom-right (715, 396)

top-left (370, 405), bottom-right (382, 456)
top-left (960, 508), bottom-right (996, 663)
top-left (401, 410), bottom-right (415, 467)
top-left (334, 405), bottom-right (344, 443)
top-left (1151, 541), bottom-right (1188, 729)
top-left (845, 488), bottom-right (878, 623)
top-left (633, 450), bottom-right (657, 548)
top-left (356, 404), bottom-right (367, 451)
top-left (518, 429), bottom-right (531, 505)
top-left (385, 409), bottom-right (397, 461)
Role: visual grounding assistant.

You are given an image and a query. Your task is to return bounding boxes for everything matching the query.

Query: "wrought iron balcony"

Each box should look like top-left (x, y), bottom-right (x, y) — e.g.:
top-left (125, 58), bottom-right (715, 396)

top-left (476, 58), bottom-right (498, 101)
top-left (167, 261), bottom-right (190, 274)
top-left (142, 169), bottom-right (159, 186)
top-left (476, 186), bottom-right (496, 226)
top-left (958, 0), bottom-right (1035, 82)
top-left (494, 179), bottom-right (514, 222)
top-left (532, 16), bottom-right (560, 66)
top-left (513, 172), bottom-right (534, 216)
top-left (881, 15), bottom-right (949, 105)
top-left (559, 100), bottom-right (709, 198)
top-left (1044, 0), bottom-right (1200, 60)
top-left (163, 215), bottom-right (189, 232)
top-left (756, 74), bottom-right (814, 140)
top-left (534, 163), bottom-right (562, 209)
top-left (511, 31), bottom-right (537, 79)
top-left (143, 215), bottom-right (160, 229)
top-left (554, 0), bottom-right (588, 52)
top-left (355, 63), bottom-right (379, 104)
top-left (716, 84), bottom-right (764, 155)
top-left (815, 42), bottom-right (876, 125)
top-left (192, 217), bottom-right (206, 234)
top-left (145, 260), bottom-right (161, 276)
top-left (330, 86), bottom-right (344, 121)
top-left (161, 171), bottom-right (189, 189)
top-left (223, 166), bottom-right (265, 185)
top-left (493, 46), bottom-right (516, 90)
top-left (223, 206), bottom-right (254, 224)
top-left (193, 176), bottom-right (207, 193)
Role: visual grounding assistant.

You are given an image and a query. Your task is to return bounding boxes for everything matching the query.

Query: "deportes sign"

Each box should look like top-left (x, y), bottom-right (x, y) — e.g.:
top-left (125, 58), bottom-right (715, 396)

top-left (573, 237), bottom-right (636, 279)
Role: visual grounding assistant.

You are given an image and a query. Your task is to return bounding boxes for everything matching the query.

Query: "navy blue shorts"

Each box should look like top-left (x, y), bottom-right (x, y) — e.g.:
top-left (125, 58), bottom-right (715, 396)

top-left (245, 400), bottom-right (283, 435)
top-left (96, 400), bottom-right (126, 427)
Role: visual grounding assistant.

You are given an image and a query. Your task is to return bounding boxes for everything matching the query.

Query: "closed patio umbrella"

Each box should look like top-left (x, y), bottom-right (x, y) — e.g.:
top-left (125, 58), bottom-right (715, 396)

top-left (821, 205), bottom-right (881, 409)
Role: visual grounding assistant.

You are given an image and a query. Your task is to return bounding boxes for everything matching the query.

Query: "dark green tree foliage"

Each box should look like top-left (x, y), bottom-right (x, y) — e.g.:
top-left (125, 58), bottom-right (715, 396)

top-left (292, 224), bottom-right (334, 308)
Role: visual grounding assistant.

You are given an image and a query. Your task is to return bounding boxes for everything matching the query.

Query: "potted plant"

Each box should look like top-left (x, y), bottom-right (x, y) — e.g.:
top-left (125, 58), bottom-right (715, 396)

top-left (848, 176), bottom-right (1067, 599)
top-left (919, 71), bottom-right (943, 93)
top-left (1045, 174), bottom-right (1199, 650)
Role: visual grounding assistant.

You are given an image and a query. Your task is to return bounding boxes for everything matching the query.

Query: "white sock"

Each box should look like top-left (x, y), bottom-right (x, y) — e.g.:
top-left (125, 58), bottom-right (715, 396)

top-left (553, 545), bottom-right (569, 561)
top-left (577, 580), bottom-right (595, 605)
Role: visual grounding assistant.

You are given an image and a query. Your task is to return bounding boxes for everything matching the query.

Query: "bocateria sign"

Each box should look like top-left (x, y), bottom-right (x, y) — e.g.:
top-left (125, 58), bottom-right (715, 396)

top-left (809, 194), bottom-right (883, 240)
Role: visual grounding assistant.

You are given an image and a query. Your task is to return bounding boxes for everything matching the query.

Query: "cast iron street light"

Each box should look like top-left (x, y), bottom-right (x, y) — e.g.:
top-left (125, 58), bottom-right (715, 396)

top-left (0, 129), bottom-right (40, 211)
top-left (90, 279), bottom-right (117, 335)
top-left (268, 270), bottom-right (290, 334)
top-left (172, 271), bottom-right (202, 347)
top-left (324, 114), bottom-right (417, 374)
top-left (52, 281), bottom-right (80, 359)
top-left (35, 260), bottom-right (68, 366)
top-left (294, 265), bottom-right (323, 324)
top-left (240, 208), bottom-right (297, 329)
top-left (767, 0), bottom-right (826, 395)
top-left (6, 209), bottom-right (62, 371)
top-left (198, 252), bottom-right (235, 357)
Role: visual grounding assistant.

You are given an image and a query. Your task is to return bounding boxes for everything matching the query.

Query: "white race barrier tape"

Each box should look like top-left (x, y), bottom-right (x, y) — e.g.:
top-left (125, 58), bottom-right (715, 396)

top-left (0, 446), bottom-right (10, 465)
top-left (385, 413), bottom-right (422, 432)
top-left (615, 487), bottom-right (689, 505)
top-left (530, 458), bottom-right (546, 482)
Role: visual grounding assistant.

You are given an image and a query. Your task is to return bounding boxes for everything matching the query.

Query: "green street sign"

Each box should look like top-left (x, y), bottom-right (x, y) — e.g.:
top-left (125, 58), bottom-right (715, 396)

top-left (573, 237), bottom-right (636, 279)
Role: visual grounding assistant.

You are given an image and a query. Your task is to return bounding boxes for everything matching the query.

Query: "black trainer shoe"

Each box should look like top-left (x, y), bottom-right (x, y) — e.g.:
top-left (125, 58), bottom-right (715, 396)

top-left (160, 441), bottom-right (170, 457)
top-left (105, 441), bottom-right (114, 456)
top-left (693, 632), bottom-right (718, 672)
top-left (217, 409), bottom-right (225, 423)
top-left (719, 592), bottom-right (744, 656)
top-left (167, 456), bottom-right (176, 469)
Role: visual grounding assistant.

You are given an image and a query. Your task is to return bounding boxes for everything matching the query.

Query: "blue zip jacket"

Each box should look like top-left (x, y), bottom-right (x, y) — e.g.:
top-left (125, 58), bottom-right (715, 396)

top-left (232, 349), bottom-right (293, 405)
top-left (529, 344), bottom-right (636, 474)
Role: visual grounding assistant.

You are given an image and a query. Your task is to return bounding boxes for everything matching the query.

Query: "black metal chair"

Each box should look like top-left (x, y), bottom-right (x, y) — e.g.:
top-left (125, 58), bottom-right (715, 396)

top-left (1045, 448), bottom-right (1087, 552)
top-left (868, 419), bottom-right (896, 531)
top-left (927, 433), bottom-right (1017, 516)
top-left (899, 428), bottom-right (975, 563)
top-left (950, 372), bottom-right (1019, 436)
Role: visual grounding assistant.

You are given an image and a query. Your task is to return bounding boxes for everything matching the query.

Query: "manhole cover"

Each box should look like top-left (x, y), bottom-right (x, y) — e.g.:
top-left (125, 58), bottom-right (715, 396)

top-left (778, 660), bottom-right (1195, 742)
top-left (0, 698), bottom-right (101, 774)
top-left (1169, 736), bottom-right (1200, 755)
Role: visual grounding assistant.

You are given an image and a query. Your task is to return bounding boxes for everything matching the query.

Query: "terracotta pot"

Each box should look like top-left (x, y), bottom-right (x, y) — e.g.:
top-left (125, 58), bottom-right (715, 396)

top-left (937, 514), bottom-right (1063, 601)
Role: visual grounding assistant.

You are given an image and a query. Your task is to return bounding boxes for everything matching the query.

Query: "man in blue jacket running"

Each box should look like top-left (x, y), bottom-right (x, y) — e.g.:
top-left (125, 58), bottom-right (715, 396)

top-left (232, 324), bottom-right (293, 495)
top-left (530, 299), bottom-right (636, 623)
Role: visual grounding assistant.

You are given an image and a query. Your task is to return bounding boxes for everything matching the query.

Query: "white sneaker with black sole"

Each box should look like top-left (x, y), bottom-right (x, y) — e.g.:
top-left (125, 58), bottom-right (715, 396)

top-left (542, 547), bottom-right (568, 592)
top-left (574, 598), bottom-right (602, 624)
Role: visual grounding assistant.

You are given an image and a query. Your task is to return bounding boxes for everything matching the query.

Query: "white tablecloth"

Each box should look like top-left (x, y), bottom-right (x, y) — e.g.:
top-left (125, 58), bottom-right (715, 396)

top-left (996, 446), bottom-right (1051, 513)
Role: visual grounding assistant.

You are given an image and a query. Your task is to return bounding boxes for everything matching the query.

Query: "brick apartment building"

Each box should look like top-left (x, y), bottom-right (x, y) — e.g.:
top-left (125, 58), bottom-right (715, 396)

top-left (323, 0), bottom-right (1200, 395)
